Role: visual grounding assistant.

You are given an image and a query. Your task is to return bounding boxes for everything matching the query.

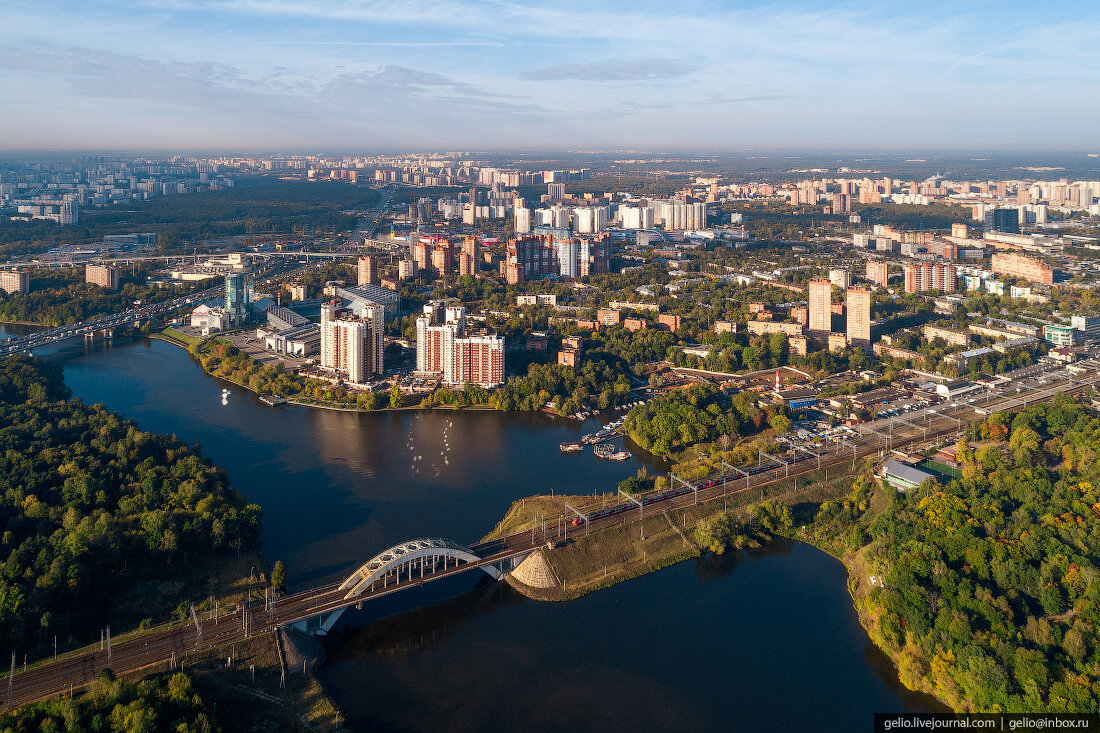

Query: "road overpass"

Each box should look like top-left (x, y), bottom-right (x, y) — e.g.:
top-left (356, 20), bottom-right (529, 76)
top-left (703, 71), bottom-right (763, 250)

top-left (2, 361), bottom-right (1099, 709)
top-left (0, 285), bottom-right (223, 358)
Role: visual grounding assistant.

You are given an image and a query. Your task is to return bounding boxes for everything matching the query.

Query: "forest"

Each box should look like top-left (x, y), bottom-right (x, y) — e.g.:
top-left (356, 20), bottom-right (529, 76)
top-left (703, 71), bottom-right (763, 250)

top-left (0, 355), bottom-right (262, 654)
top-left (810, 396), bottom-right (1100, 712)
top-left (0, 177), bottom-right (378, 259)
top-left (0, 670), bottom-right (216, 732)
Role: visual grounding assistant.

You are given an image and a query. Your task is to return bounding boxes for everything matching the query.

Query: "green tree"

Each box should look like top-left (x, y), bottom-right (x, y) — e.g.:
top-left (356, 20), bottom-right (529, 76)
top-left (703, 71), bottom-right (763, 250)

top-left (271, 560), bottom-right (287, 593)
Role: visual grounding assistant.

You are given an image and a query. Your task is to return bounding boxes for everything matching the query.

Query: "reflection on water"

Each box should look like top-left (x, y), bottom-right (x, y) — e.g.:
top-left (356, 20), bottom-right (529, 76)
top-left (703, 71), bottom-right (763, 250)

top-left (48, 336), bottom-right (663, 587)
top-left (40, 335), bottom-right (944, 731)
top-left (321, 543), bottom-right (943, 733)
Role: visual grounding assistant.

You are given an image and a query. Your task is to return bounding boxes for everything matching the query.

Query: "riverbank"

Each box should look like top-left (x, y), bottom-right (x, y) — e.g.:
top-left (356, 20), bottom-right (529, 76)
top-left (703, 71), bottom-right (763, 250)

top-left (488, 462), bottom-right (957, 714)
top-left (790, 471), bottom-right (959, 712)
top-left (155, 328), bottom-right (582, 418)
top-left (0, 318), bottom-right (48, 327)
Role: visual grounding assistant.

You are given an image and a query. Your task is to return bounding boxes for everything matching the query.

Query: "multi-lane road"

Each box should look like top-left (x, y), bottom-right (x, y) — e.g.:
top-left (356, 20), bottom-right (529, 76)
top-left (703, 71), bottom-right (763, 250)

top-left (3, 358), bottom-right (1098, 709)
top-left (0, 285), bottom-right (224, 357)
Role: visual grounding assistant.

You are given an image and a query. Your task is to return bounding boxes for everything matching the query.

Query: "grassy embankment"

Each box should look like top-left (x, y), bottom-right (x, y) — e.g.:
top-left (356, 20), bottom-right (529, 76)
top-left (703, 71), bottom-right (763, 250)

top-left (149, 326), bottom-right (201, 347)
top-left (484, 460), bottom-right (864, 600)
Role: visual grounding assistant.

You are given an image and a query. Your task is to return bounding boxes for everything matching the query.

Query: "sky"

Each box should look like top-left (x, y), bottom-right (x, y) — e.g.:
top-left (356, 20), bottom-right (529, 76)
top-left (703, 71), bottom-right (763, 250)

top-left (1, 0), bottom-right (1099, 151)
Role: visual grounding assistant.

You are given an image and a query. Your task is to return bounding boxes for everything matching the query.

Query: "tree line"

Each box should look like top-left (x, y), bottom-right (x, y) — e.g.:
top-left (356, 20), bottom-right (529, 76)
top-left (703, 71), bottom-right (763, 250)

top-left (0, 355), bottom-right (262, 654)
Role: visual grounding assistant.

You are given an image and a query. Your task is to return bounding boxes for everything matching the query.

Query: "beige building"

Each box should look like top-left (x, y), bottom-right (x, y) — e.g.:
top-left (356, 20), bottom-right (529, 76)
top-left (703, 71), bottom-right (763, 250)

top-left (991, 252), bottom-right (1054, 285)
top-left (0, 269), bottom-right (29, 295)
top-left (866, 260), bottom-right (888, 287)
top-left (922, 325), bottom-right (969, 348)
top-left (846, 287), bottom-right (872, 347)
top-left (808, 279), bottom-right (832, 336)
top-left (747, 320), bottom-right (803, 337)
top-left (320, 301), bottom-right (384, 384)
top-left (788, 335), bottom-right (808, 356)
top-left (904, 263), bottom-right (957, 293)
top-left (357, 256), bottom-right (379, 286)
top-left (85, 264), bottom-right (120, 289)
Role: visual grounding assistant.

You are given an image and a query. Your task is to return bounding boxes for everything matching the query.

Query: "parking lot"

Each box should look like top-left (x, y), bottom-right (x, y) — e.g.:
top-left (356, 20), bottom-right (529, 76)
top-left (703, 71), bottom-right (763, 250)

top-left (220, 330), bottom-right (312, 371)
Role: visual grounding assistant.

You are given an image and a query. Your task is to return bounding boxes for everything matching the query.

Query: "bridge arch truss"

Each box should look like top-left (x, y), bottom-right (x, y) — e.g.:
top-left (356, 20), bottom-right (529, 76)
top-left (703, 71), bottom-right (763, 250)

top-left (338, 537), bottom-right (500, 601)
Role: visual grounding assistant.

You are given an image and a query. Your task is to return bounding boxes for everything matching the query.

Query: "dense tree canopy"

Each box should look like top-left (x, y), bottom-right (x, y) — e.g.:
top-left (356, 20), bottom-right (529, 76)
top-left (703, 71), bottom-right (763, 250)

top-left (624, 384), bottom-right (768, 455)
top-left (826, 396), bottom-right (1100, 712)
top-left (0, 355), bottom-right (261, 653)
top-left (0, 267), bottom-right (210, 327)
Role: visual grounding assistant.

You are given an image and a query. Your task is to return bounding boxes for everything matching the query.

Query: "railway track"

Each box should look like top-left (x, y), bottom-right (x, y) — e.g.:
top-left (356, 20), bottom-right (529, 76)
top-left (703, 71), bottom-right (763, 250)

top-left (3, 368), bottom-right (1097, 709)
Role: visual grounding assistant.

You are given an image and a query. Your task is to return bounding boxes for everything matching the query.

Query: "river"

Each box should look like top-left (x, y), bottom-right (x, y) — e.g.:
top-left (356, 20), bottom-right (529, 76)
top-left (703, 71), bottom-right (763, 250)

top-left (10, 327), bottom-right (943, 730)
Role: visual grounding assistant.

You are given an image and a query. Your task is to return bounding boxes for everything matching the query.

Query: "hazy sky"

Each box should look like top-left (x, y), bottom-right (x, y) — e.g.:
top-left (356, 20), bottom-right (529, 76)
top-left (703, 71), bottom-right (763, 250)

top-left (2, 0), bottom-right (1098, 150)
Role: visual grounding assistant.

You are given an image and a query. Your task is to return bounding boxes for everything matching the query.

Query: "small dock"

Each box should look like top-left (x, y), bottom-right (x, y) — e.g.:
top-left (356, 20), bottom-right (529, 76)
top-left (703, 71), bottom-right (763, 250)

top-left (260, 395), bottom-right (288, 406)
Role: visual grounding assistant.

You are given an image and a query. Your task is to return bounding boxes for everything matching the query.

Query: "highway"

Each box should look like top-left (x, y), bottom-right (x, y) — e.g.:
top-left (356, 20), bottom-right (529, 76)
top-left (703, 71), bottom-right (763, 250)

top-left (3, 359), bottom-right (1098, 709)
top-left (0, 285), bottom-right (224, 358)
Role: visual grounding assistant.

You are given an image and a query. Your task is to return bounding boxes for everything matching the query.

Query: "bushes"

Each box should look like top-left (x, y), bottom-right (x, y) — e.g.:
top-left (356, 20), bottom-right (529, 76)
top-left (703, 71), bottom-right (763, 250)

top-left (0, 671), bottom-right (215, 732)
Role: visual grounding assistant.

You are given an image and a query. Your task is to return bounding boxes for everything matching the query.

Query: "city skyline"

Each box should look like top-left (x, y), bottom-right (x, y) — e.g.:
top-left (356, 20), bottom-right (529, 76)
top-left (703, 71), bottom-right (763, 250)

top-left (2, 0), bottom-right (1098, 150)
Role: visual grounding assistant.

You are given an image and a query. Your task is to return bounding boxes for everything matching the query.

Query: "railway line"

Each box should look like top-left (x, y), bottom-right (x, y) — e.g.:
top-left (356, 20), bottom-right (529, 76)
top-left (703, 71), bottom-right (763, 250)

top-left (3, 363), bottom-right (1098, 709)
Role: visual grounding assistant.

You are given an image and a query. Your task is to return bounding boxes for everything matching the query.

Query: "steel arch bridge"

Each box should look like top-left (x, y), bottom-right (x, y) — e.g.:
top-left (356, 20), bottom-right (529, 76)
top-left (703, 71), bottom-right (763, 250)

top-left (300, 538), bottom-right (505, 633)
top-left (339, 537), bottom-right (501, 600)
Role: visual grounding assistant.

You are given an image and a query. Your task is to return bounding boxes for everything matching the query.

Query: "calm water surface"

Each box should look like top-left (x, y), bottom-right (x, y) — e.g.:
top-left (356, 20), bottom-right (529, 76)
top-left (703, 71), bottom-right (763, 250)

top-left (22, 331), bottom-right (942, 730)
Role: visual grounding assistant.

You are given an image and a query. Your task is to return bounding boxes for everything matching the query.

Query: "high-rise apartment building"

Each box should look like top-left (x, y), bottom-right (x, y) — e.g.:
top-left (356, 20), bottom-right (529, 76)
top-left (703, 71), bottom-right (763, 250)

top-left (846, 287), bottom-right (872, 347)
top-left (578, 235), bottom-right (611, 277)
top-left (60, 201), bottom-right (79, 225)
top-left (413, 241), bottom-right (430, 273)
top-left (0, 269), bottom-right (29, 295)
top-left (904, 263), bottom-right (957, 293)
top-left (398, 259), bottom-right (418, 280)
top-left (85, 264), bottom-right (120, 289)
top-left (808, 279), bottom-right (832, 336)
top-left (866, 260), bottom-right (888, 287)
top-left (415, 301), bottom-right (504, 388)
top-left (505, 234), bottom-right (609, 281)
top-left (432, 243), bottom-right (453, 276)
top-left (320, 301), bottom-right (383, 383)
top-left (357, 256), bottom-right (379, 286)
top-left (514, 207), bottom-right (532, 233)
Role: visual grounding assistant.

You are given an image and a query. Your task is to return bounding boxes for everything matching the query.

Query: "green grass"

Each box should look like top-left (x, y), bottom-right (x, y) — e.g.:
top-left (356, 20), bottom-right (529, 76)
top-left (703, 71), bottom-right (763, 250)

top-left (157, 326), bottom-right (200, 346)
top-left (917, 459), bottom-right (962, 481)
